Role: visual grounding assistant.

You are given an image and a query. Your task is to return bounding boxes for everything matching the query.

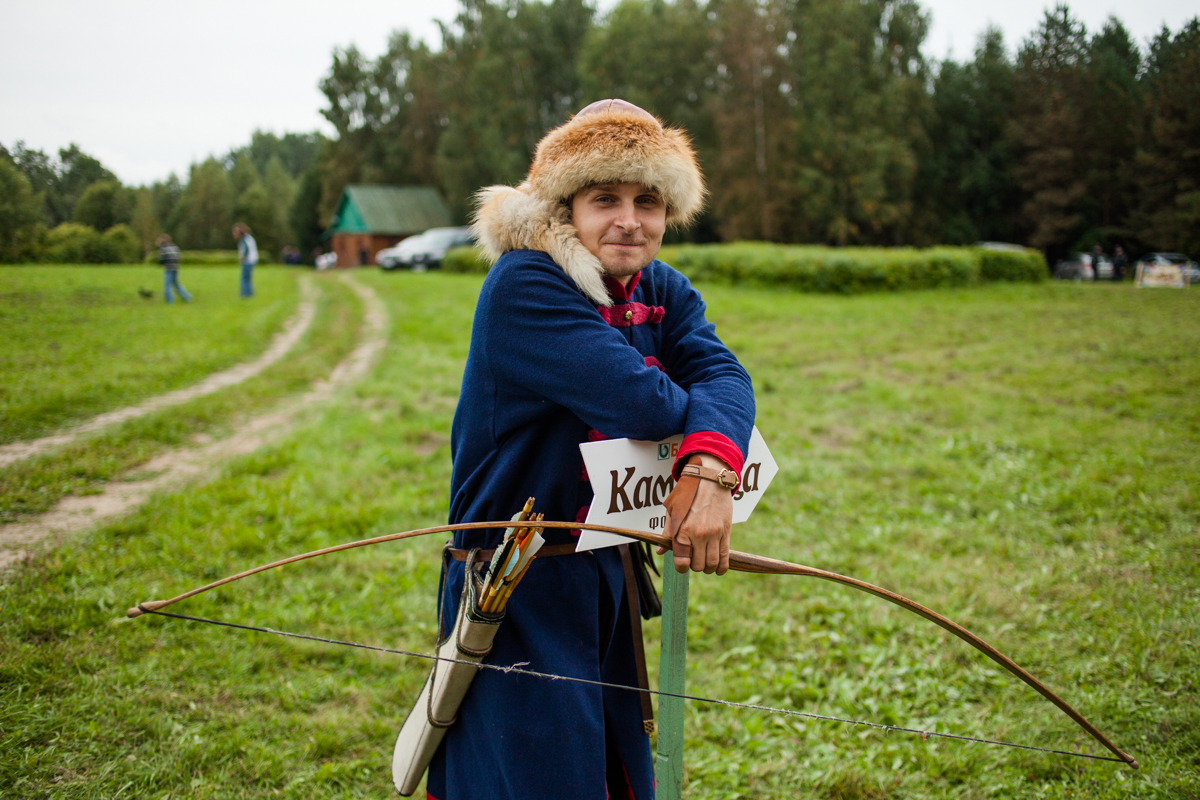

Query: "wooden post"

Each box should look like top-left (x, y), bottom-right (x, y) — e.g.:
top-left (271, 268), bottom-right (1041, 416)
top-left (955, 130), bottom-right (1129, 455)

top-left (655, 561), bottom-right (689, 799)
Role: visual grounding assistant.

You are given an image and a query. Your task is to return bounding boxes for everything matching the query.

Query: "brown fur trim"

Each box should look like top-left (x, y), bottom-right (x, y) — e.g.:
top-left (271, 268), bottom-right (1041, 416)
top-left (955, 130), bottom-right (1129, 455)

top-left (526, 108), bottom-right (705, 227)
top-left (472, 185), bottom-right (612, 307)
top-left (470, 104), bottom-right (704, 306)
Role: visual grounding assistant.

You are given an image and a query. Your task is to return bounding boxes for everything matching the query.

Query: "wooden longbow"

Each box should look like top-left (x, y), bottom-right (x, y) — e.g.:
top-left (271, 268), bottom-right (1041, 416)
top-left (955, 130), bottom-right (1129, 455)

top-left (127, 519), bottom-right (1139, 769)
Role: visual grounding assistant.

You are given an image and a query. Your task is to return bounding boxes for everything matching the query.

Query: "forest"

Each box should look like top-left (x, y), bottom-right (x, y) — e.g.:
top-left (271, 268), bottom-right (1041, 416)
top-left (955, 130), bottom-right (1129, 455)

top-left (2, 0), bottom-right (1198, 265)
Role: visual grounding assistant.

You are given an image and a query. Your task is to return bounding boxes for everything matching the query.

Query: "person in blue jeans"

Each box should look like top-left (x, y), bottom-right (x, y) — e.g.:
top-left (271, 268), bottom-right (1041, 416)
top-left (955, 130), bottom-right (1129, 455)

top-left (156, 234), bottom-right (192, 303)
top-left (233, 222), bottom-right (258, 297)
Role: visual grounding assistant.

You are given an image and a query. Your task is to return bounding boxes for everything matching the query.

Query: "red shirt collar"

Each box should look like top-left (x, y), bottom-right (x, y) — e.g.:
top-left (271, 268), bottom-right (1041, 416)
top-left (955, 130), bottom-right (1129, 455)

top-left (602, 271), bottom-right (641, 303)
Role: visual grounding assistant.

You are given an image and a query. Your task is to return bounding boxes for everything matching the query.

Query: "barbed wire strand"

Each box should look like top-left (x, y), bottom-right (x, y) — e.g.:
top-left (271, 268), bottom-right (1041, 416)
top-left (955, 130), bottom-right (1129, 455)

top-left (145, 609), bottom-right (1123, 764)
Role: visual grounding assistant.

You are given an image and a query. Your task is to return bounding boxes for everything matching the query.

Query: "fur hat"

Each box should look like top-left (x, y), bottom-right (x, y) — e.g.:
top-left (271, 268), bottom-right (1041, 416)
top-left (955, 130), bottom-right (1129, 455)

top-left (473, 99), bottom-right (706, 306)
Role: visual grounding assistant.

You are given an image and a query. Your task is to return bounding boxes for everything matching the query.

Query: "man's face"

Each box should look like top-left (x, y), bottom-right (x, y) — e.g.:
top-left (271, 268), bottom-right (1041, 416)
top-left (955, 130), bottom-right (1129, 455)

top-left (571, 182), bottom-right (666, 281)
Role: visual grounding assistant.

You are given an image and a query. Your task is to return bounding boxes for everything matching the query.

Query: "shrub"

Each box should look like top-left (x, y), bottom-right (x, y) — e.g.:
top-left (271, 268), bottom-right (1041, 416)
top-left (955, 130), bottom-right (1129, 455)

top-left (976, 247), bottom-right (1047, 282)
top-left (43, 223), bottom-right (143, 264)
top-left (98, 224), bottom-right (142, 263)
top-left (46, 223), bottom-right (106, 263)
top-left (442, 246), bottom-right (491, 273)
top-left (656, 242), bottom-right (1045, 294)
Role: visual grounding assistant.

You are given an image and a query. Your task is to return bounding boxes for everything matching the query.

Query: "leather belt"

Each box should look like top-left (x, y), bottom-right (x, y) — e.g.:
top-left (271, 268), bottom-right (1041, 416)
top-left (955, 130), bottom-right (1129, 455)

top-left (446, 543), bottom-right (579, 562)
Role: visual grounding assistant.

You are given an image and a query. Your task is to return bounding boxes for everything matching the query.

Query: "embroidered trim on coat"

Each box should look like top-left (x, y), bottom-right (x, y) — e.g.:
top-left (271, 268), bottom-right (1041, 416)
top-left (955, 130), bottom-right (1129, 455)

top-left (597, 302), bottom-right (665, 328)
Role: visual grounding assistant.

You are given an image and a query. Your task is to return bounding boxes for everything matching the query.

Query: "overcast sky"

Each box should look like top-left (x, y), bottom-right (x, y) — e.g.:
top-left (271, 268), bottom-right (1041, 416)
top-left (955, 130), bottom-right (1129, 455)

top-left (1, 0), bottom-right (1194, 186)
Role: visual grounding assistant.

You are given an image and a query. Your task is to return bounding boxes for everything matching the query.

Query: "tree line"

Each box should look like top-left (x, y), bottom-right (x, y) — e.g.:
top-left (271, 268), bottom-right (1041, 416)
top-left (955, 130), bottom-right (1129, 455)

top-left (0, 132), bottom-right (323, 263)
top-left (3, 0), bottom-right (1197, 266)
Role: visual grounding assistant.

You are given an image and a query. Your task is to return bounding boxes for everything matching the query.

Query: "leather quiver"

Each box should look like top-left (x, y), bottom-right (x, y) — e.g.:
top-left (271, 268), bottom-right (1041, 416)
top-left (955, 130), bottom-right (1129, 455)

top-left (392, 551), bottom-right (503, 796)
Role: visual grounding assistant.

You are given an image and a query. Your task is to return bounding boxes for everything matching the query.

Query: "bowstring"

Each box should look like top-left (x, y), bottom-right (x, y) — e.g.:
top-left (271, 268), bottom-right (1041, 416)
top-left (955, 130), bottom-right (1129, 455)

top-left (144, 609), bottom-right (1124, 764)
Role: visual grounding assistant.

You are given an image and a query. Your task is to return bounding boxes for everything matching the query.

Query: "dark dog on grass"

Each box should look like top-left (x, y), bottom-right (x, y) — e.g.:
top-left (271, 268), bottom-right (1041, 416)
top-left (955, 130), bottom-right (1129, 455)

top-left (138, 288), bottom-right (154, 299)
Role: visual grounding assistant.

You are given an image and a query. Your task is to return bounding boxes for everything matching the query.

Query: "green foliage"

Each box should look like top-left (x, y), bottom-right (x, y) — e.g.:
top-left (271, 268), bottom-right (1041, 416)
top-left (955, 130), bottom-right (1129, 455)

top-left (71, 179), bottom-right (132, 232)
top-left (98, 224), bottom-right (141, 264)
top-left (916, 28), bottom-right (1021, 245)
top-left (225, 130), bottom-right (326, 179)
top-left (0, 158), bottom-right (44, 263)
top-left (977, 247), bottom-right (1048, 281)
top-left (658, 243), bottom-right (1044, 293)
top-left (45, 222), bottom-right (104, 263)
top-left (129, 187), bottom-right (162, 253)
top-left (1134, 19), bottom-right (1200, 255)
top-left (142, 249), bottom-right (241, 266)
top-left (171, 158), bottom-right (234, 250)
top-left (290, 164), bottom-right (325, 264)
top-left (234, 184), bottom-right (280, 262)
top-left (440, 245), bottom-right (490, 273)
top-left (2, 141), bottom-right (118, 227)
top-left (42, 223), bottom-right (141, 264)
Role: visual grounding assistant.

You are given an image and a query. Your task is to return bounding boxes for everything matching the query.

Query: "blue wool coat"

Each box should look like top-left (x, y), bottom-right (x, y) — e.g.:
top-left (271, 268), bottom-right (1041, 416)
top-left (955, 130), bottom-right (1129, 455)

top-left (427, 249), bottom-right (755, 800)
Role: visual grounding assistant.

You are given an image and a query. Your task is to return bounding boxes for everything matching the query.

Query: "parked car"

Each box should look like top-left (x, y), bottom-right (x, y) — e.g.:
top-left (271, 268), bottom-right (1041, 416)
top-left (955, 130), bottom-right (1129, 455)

top-left (376, 227), bottom-right (475, 271)
top-left (1054, 252), bottom-right (1113, 281)
top-left (1136, 252), bottom-right (1198, 284)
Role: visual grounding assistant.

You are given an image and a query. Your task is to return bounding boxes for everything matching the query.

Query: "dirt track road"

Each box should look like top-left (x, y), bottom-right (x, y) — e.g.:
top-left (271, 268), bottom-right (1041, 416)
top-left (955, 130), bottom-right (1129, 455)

top-left (0, 275), bottom-right (318, 469)
top-left (0, 274), bottom-right (387, 572)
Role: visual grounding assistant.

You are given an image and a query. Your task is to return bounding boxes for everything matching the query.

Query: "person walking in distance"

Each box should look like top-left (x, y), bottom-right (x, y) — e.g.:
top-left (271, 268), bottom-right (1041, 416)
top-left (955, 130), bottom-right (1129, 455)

top-left (233, 223), bottom-right (258, 297)
top-left (1113, 245), bottom-right (1128, 282)
top-left (156, 234), bottom-right (192, 304)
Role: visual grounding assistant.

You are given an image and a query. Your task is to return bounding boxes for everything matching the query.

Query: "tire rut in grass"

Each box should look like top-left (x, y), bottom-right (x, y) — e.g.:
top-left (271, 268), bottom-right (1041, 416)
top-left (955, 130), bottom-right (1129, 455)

top-left (0, 275), bottom-right (319, 468)
top-left (0, 274), bottom-right (387, 572)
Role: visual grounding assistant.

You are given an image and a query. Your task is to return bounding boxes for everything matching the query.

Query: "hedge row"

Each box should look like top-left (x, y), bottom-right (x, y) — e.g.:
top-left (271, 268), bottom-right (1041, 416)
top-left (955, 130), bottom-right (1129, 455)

top-left (441, 242), bottom-right (1046, 293)
top-left (442, 245), bottom-right (492, 274)
top-left (142, 250), bottom-right (243, 266)
top-left (657, 242), bottom-right (1046, 293)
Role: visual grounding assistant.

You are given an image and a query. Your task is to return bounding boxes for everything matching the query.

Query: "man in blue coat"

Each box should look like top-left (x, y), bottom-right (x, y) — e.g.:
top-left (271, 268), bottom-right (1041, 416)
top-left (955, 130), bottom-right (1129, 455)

top-left (427, 99), bottom-right (756, 800)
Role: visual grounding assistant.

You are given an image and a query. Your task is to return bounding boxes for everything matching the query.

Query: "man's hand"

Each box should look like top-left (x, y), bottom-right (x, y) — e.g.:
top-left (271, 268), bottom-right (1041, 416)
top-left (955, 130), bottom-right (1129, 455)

top-left (656, 453), bottom-right (734, 575)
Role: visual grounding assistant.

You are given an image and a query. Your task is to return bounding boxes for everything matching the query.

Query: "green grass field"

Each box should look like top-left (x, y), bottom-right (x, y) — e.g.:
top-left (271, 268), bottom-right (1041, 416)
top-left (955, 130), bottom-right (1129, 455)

top-left (1, 271), bottom-right (1197, 798)
top-left (0, 266), bottom-right (300, 444)
top-left (0, 266), bottom-right (364, 523)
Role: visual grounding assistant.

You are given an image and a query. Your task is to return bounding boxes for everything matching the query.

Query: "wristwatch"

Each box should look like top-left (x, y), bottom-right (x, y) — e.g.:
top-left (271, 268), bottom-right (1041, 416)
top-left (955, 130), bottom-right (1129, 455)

top-left (680, 463), bottom-right (740, 491)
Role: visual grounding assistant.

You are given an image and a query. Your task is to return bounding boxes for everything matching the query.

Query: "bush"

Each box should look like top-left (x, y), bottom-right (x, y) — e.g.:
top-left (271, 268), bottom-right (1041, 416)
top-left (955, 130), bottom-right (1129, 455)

top-left (43, 223), bottom-right (143, 264)
top-left (442, 246), bottom-right (491, 274)
top-left (98, 224), bottom-right (142, 263)
top-left (46, 223), bottom-right (105, 263)
top-left (977, 247), bottom-right (1047, 282)
top-left (655, 242), bottom-right (1046, 294)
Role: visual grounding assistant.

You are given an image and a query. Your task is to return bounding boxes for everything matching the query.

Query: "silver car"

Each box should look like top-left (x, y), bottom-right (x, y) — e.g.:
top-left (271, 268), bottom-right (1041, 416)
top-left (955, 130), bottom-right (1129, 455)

top-left (376, 227), bottom-right (475, 271)
top-left (1054, 252), bottom-right (1115, 281)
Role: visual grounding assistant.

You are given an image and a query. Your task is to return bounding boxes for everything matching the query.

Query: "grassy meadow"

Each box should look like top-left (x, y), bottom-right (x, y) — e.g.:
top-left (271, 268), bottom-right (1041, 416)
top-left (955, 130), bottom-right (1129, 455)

top-left (0, 266), bottom-right (299, 444)
top-left (1, 269), bottom-right (1198, 798)
top-left (0, 266), bottom-right (364, 523)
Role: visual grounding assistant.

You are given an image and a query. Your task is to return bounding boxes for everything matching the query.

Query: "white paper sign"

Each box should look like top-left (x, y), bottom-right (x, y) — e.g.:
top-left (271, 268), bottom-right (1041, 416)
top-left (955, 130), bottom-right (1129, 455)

top-left (575, 426), bottom-right (778, 552)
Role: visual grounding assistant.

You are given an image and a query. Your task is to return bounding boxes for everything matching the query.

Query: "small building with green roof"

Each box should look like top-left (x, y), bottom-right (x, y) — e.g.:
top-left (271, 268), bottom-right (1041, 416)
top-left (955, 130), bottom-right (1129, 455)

top-left (323, 185), bottom-right (452, 266)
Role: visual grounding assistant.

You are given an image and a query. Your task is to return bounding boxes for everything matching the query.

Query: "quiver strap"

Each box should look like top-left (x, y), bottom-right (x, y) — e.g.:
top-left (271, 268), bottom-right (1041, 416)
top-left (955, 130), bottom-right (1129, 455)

top-left (619, 544), bottom-right (656, 735)
top-left (392, 548), bottom-right (504, 796)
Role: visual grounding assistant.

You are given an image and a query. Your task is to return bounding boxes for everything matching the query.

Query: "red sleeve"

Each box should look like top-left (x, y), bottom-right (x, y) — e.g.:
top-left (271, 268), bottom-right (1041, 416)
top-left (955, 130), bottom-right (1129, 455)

top-left (672, 431), bottom-right (745, 484)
